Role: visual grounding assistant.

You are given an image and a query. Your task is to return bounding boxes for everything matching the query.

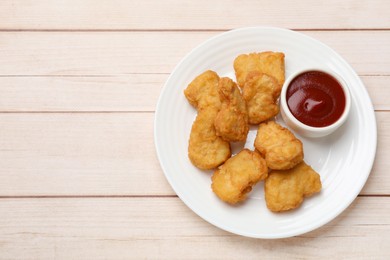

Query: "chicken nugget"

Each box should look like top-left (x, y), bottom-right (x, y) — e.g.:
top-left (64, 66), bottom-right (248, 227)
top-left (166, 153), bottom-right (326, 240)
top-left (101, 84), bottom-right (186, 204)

top-left (211, 149), bottom-right (268, 204)
top-left (265, 162), bottom-right (322, 212)
top-left (242, 72), bottom-right (281, 124)
top-left (188, 108), bottom-right (231, 170)
top-left (185, 71), bottom-right (231, 170)
top-left (254, 121), bottom-right (303, 170)
top-left (214, 77), bottom-right (249, 142)
top-left (234, 51), bottom-right (285, 88)
top-left (184, 70), bottom-right (221, 110)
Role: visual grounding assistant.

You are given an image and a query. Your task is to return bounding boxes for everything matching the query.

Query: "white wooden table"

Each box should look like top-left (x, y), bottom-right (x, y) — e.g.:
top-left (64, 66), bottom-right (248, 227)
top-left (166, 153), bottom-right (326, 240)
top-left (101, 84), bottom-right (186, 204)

top-left (0, 1), bottom-right (389, 258)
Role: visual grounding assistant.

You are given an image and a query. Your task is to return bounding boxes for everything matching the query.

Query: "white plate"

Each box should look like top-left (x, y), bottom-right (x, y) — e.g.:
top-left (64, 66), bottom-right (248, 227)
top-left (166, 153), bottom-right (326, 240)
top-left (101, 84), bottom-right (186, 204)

top-left (154, 27), bottom-right (377, 238)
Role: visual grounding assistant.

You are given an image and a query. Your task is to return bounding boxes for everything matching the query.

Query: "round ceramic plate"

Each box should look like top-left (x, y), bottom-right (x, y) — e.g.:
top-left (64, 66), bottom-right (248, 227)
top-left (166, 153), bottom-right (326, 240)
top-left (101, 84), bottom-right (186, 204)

top-left (154, 27), bottom-right (377, 238)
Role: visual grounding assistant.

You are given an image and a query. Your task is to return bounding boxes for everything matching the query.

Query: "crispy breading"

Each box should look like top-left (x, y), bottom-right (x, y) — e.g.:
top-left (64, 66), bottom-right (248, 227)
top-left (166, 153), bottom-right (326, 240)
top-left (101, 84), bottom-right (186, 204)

top-left (234, 51), bottom-right (285, 88)
top-left (211, 149), bottom-right (268, 204)
top-left (184, 70), bottom-right (221, 110)
top-left (188, 109), bottom-right (231, 170)
top-left (265, 162), bottom-right (322, 212)
top-left (214, 77), bottom-right (249, 142)
top-left (254, 121), bottom-right (303, 170)
top-left (185, 71), bottom-right (231, 170)
top-left (242, 72), bottom-right (281, 124)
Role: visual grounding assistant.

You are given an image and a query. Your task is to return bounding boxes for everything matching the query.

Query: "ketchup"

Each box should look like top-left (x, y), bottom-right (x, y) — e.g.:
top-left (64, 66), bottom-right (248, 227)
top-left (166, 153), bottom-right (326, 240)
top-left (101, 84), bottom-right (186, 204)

top-left (286, 71), bottom-right (346, 127)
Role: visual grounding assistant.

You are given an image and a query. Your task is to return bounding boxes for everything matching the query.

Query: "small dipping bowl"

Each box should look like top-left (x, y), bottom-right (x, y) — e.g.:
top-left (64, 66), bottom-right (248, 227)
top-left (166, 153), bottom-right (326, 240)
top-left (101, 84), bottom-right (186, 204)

top-left (280, 68), bottom-right (351, 138)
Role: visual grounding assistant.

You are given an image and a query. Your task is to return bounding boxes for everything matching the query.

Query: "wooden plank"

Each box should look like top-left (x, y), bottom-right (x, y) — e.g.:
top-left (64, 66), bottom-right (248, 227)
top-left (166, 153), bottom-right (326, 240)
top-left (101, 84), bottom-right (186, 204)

top-left (364, 111), bottom-right (390, 194)
top-left (0, 75), bottom-right (167, 112)
top-left (0, 113), bottom-right (172, 196)
top-left (0, 31), bottom-right (389, 76)
top-left (0, 112), bottom-right (386, 196)
top-left (0, 0), bottom-right (389, 30)
top-left (0, 197), bottom-right (389, 259)
top-left (363, 76), bottom-right (390, 111)
top-left (0, 75), bottom-right (385, 112)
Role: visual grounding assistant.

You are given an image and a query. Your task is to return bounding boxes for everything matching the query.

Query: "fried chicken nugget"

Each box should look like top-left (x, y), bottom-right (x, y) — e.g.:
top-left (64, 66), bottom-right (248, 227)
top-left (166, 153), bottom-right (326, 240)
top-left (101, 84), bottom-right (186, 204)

top-left (184, 71), bottom-right (231, 170)
top-left (242, 72), bottom-right (281, 124)
top-left (265, 162), bottom-right (322, 212)
top-left (234, 51), bottom-right (285, 88)
top-left (214, 77), bottom-right (249, 142)
top-left (254, 121), bottom-right (303, 170)
top-left (189, 109), bottom-right (231, 170)
top-left (211, 149), bottom-right (268, 204)
top-left (184, 70), bottom-right (221, 110)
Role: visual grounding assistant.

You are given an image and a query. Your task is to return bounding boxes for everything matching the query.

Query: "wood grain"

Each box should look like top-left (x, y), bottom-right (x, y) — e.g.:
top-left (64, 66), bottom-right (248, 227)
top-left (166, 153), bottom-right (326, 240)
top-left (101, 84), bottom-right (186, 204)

top-left (0, 197), bottom-right (389, 259)
top-left (0, 112), bottom-right (385, 196)
top-left (0, 113), bottom-right (172, 196)
top-left (0, 1), bottom-right (389, 256)
top-left (0, 0), bottom-right (389, 30)
top-left (0, 75), bottom-right (167, 112)
top-left (0, 31), bottom-right (389, 76)
top-left (0, 75), bottom-right (385, 112)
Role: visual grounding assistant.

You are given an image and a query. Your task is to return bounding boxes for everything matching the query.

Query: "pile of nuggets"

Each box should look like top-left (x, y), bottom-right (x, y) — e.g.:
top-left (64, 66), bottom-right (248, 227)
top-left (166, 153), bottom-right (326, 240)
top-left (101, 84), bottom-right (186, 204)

top-left (184, 51), bottom-right (322, 212)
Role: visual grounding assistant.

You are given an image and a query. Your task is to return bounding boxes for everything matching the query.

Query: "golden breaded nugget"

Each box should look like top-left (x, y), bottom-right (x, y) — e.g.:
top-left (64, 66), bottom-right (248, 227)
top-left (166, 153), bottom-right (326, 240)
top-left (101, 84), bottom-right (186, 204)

top-left (214, 77), bottom-right (249, 142)
top-left (211, 149), bottom-right (268, 204)
top-left (265, 162), bottom-right (322, 212)
top-left (242, 72), bottom-right (281, 124)
top-left (254, 121), bottom-right (303, 170)
top-left (188, 109), bottom-right (231, 170)
top-left (185, 71), bottom-right (231, 170)
top-left (184, 70), bottom-right (221, 110)
top-left (234, 51), bottom-right (285, 88)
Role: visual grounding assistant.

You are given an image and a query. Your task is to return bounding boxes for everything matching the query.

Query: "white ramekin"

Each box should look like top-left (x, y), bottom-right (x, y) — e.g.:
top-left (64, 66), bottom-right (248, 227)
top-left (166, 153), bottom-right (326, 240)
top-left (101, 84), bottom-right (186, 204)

top-left (280, 68), bottom-right (351, 138)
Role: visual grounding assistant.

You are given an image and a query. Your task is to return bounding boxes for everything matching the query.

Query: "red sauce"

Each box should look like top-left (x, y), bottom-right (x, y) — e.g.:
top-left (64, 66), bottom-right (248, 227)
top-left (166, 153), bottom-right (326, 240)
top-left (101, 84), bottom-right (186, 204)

top-left (286, 71), bottom-right (346, 127)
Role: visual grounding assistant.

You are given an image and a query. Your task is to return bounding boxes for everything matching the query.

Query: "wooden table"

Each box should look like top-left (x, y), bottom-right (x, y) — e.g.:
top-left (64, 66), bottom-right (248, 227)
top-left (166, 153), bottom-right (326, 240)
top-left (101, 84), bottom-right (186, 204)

top-left (0, 1), bottom-right (389, 258)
